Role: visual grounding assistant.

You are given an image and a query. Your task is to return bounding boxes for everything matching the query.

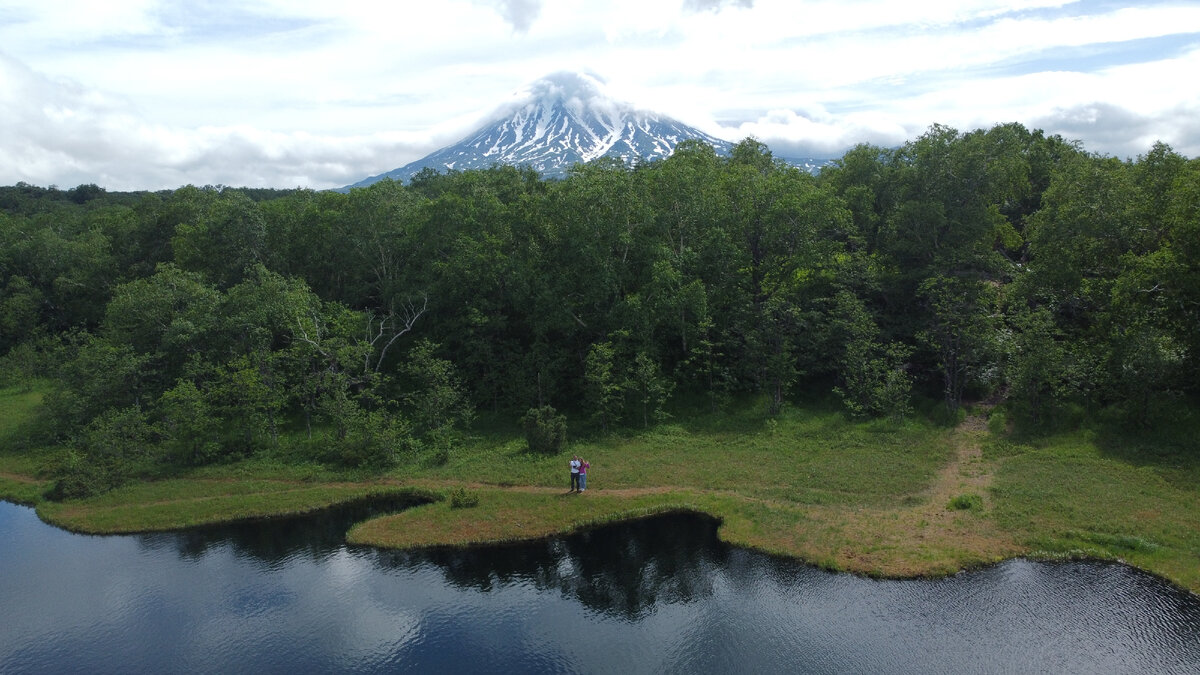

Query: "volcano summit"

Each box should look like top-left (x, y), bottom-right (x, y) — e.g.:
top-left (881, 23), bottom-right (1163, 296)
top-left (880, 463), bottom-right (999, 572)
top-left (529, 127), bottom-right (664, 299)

top-left (346, 73), bottom-right (739, 188)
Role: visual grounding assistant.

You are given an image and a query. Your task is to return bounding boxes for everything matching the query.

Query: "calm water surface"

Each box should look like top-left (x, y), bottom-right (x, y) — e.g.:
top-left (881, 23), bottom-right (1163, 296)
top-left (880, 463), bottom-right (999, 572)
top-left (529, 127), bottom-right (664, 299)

top-left (1, 499), bottom-right (1198, 674)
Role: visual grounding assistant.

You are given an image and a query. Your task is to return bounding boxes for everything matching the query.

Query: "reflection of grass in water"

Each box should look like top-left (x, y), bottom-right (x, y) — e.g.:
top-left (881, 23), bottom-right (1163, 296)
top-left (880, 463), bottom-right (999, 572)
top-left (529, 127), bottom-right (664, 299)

top-left (349, 489), bottom-right (708, 549)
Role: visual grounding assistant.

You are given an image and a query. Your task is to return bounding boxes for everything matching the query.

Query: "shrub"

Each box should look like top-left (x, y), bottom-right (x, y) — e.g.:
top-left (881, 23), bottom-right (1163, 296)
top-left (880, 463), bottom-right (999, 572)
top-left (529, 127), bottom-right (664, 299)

top-left (448, 486), bottom-right (479, 509)
top-left (521, 405), bottom-right (567, 454)
top-left (987, 408), bottom-right (1008, 436)
top-left (924, 400), bottom-right (967, 427)
top-left (831, 292), bottom-right (913, 420)
top-left (158, 379), bottom-right (222, 465)
top-left (47, 451), bottom-right (129, 501)
top-left (47, 406), bottom-right (157, 500)
top-left (0, 341), bottom-right (46, 389)
top-left (403, 339), bottom-right (474, 439)
top-left (836, 341), bottom-right (913, 420)
top-left (324, 405), bottom-right (414, 469)
top-left (432, 444), bottom-right (449, 466)
top-left (585, 341), bottom-right (623, 432)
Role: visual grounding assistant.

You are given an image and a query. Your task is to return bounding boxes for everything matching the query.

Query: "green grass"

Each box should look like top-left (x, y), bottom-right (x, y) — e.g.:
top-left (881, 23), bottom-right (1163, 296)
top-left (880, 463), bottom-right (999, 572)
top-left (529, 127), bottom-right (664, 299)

top-left (0, 475), bottom-right (49, 505)
top-left (0, 384), bottom-right (57, 503)
top-left (0, 383), bottom-right (44, 446)
top-left (4, 383), bottom-right (1200, 592)
top-left (36, 479), bottom-right (435, 533)
top-left (990, 427), bottom-right (1200, 591)
top-left (406, 404), bottom-right (952, 507)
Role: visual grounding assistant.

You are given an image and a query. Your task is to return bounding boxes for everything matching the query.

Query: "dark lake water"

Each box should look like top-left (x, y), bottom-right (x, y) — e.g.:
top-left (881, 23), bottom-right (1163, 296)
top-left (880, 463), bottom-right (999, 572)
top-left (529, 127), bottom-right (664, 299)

top-left (1, 499), bottom-right (1199, 674)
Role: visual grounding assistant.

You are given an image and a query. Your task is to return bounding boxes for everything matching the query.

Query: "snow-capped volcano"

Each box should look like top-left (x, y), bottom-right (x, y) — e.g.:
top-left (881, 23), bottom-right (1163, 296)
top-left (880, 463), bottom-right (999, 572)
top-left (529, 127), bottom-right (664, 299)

top-left (347, 72), bottom-right (736, 188)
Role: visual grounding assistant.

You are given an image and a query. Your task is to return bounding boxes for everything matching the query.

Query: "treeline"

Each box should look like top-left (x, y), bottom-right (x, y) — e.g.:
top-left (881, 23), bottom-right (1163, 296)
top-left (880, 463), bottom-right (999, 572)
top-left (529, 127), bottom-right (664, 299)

top-left (2, 123), bottom-right (1198, 494)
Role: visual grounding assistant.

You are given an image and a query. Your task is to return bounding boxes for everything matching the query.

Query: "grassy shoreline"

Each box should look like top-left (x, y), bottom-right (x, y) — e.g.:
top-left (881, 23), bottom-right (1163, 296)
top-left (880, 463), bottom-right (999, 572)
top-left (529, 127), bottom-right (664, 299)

top-left (2, 386), bottom-right (1198, 593)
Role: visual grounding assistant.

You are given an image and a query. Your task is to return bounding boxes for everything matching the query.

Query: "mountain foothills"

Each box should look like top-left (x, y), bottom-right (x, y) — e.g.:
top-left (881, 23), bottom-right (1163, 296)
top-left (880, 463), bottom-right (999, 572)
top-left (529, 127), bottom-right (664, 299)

top-left (346, 72), bottom-right (828, 188)
top-left (1, 124), bottom-right (1199, 499)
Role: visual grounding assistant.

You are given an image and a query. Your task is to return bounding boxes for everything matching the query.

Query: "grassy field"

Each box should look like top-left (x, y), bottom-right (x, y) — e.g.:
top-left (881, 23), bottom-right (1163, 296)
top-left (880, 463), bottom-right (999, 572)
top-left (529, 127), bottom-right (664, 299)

top-left (0, 384), bottom-right (54, 504)
top-left (2, 384), bottom-right (1198, 592)
top-left (986, 425), bottom-right (1200, 591)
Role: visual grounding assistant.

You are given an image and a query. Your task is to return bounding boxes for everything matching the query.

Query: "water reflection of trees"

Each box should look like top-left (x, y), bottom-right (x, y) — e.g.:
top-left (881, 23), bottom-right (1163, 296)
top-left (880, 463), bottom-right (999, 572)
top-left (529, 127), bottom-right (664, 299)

top-left (135, 494), bottom-right (429, 565)
top-left (367, 513), bottom-right (732, 620)
top-left (133, 502), bottom-right (791, 621)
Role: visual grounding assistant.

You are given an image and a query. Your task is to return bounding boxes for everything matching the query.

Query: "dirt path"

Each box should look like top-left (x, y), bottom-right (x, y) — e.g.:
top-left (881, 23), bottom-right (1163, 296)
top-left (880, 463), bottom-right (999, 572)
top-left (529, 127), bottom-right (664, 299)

top-left (923, 413), bottom-right (996, 511)
top-left (793, 413), bottom-right (1020, 576)
top-left (401, 478), bottom-right (681, 499)
top-left (0, 471), bottom-right (42, 485)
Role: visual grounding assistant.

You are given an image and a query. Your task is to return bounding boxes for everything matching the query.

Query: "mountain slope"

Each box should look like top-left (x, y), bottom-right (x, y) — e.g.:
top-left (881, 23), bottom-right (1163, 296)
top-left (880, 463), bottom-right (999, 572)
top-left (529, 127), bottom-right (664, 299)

top-left (346, 72), bottom-right (830, 189)
top-left (347, 73), bottom-right (739, 188)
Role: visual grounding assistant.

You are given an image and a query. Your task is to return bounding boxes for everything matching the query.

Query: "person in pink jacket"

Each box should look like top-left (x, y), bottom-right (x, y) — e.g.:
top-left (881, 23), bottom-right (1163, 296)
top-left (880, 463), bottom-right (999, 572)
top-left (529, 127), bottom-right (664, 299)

top-left (578, 458), bottom-right (590, 492)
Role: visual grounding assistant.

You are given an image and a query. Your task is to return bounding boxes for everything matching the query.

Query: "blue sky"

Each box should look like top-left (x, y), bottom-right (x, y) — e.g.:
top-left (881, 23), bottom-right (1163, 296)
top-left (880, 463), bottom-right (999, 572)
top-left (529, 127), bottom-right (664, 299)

top-left (1, 0), bottom-right (1198, 190)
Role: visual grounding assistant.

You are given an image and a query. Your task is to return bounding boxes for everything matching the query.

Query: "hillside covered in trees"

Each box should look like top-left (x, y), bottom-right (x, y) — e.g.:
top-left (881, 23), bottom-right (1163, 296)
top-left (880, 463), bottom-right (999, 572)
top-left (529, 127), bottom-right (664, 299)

top-left (2, 123), bottom-right (1198, 498)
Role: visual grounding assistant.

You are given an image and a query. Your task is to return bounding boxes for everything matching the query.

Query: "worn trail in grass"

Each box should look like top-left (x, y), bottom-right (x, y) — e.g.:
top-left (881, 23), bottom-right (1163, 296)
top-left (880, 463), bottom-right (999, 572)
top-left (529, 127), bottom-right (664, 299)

top-left (351, 414), bottom-right (1020, 579)
top-left (788, 413), bottom-right (1019, 576)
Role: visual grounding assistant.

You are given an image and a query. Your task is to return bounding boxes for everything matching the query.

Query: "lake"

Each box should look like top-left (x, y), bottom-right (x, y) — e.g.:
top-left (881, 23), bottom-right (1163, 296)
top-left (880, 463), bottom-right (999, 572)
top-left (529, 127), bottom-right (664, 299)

top-left (1, 499), bottom-right (1198, 674)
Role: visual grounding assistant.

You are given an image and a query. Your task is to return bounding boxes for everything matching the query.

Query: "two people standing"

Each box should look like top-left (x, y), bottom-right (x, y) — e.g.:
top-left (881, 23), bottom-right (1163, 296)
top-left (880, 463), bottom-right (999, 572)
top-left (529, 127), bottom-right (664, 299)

top-left (569, 455), bottom-right (590, 492)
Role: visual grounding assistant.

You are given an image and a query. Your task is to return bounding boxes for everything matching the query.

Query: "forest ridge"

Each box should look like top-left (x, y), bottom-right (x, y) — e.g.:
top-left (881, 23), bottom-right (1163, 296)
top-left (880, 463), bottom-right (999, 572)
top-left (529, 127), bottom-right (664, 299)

top-left (1, 122), bottom-right (1197, 499)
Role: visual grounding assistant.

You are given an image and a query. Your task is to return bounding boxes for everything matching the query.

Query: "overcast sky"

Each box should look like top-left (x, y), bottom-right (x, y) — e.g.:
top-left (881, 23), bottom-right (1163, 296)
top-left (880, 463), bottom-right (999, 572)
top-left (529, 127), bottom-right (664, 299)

top-left (2, 0), bottom-right (1198, 191)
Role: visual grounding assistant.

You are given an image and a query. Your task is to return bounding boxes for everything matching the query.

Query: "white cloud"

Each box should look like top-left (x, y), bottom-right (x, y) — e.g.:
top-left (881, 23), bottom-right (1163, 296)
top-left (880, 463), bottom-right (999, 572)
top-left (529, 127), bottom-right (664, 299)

top-left (0, 52), bottom-right (439, 190)
top-left (720, 40), bottom-right (1200, 160)
top-left (1, 0), bottom-right (1198, 190)
top-left (476, 0), bottom-right (544, 32)
top-left (683, 0), bottom-right (754, 13)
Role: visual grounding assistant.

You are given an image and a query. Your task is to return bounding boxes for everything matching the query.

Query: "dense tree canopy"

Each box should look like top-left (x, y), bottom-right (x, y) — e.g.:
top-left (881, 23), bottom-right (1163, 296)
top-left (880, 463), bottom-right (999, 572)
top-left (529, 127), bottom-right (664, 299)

top-left (2, 125), bottom-right (1196, 496)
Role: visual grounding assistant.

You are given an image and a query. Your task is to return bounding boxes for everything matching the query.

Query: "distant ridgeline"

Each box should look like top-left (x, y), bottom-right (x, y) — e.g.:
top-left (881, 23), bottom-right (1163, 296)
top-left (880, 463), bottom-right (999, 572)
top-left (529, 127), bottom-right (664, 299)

top-left (344, 72), bottom-right (833, 189)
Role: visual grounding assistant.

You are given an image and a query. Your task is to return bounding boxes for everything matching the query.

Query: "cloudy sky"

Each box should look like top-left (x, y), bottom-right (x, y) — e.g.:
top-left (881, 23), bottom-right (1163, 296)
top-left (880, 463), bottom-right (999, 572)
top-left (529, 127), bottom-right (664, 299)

top-left (2, 0), bottom-right (1199, 191)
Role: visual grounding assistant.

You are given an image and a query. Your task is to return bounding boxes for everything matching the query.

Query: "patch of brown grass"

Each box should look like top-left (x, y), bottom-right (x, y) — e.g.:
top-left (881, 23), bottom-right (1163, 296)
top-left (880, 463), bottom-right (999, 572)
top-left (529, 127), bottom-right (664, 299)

top-left (706, 415), bottom-right (1021, 577)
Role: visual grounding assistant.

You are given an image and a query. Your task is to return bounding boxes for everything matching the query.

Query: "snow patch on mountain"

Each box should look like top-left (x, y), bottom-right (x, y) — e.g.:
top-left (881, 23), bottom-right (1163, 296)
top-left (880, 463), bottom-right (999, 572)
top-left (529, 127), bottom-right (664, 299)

top-left (346, 72), bottom-right (830, 189)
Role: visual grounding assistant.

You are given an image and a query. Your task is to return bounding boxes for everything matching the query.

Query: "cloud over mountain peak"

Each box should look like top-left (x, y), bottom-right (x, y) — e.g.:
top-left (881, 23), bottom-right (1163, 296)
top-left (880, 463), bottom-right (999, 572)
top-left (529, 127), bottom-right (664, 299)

top-left (346, 71), bottom-right (735, 188)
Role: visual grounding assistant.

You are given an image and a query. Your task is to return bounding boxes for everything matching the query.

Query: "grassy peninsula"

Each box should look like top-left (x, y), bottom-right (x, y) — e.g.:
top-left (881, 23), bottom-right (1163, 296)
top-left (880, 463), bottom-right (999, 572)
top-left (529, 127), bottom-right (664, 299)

top-left (4, 385), bottom-right (1198, 593)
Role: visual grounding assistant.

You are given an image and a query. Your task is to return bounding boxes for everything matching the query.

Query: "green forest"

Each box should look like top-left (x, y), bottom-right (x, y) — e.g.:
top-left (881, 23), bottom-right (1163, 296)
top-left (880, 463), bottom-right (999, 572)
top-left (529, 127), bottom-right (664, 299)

top-left (2, 122), bottom-right (1198, 501)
